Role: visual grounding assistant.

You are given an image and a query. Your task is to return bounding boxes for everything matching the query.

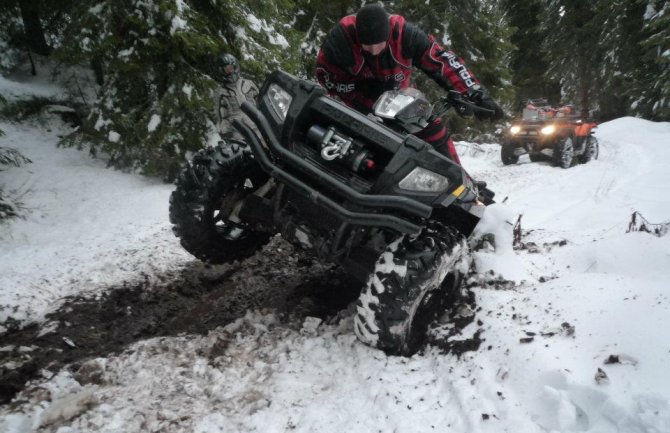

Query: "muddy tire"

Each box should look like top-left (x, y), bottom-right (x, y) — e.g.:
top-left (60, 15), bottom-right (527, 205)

top-left (354, 223), bottom-right (468, 356)
top-left (501, 145), bottom-right (519, 165)
top-left (580, 136), bottom-right (599, 163)
top-left (554, 137), bottom-right (575, 169)
top-left (169, 142), bottom-right (271, 264)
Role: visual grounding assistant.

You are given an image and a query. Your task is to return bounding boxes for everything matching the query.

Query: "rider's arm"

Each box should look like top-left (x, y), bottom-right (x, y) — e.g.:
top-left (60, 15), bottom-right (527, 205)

top-left (241, 78), bottom-right (259, 104)
top-left (316, 52), bottom-right (381, 112)
top-left (402, 22), bottom-right (480, 94)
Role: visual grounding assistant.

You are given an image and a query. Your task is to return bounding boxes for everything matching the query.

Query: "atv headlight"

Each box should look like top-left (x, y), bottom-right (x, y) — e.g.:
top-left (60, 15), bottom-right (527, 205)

top-left (510, 125), bottom-right (521, 135)
top-left (399, 167), bottom-right (449, 192)
top-left (374, 91), bottom-right (416, 119)
top-left (267, 83), bottom-right (292, 120)
top-left (541, 124), bottom-right (556, 135)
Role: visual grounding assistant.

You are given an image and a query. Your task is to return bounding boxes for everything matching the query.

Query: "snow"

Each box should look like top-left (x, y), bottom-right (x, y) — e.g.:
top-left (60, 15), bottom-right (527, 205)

top-left (2, 72), bottom-right (670, 433)
top-left (88, 4), bottom-right (104, 15)
top-left (93, 113), bottom-right (109, 131)
top-left (107, 130), bottom-right (120, 142)
top-left (117, 47), bottom-right (134, 59)
top-left (245, 13), bottom-right (290, 49)
top-left (171, 16), bottom-right (188, 35)
top-left (246, 14), bottom-right (264, 33)
top-left (0, 110), bottom-right (191, 325)
top-left (0, 73), bottom-right (65, 103)
top-left (182, 83), bottom-right (193, 99)
top-left (147, 113), bottom-right (161, 132)
top-left (170, 0), bottom-right (189, 35)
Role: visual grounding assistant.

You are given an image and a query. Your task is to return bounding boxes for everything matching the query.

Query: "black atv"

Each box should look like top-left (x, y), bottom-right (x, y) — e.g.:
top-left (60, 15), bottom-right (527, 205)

top-left (169, 70), bottom-right (494, 356)
top-left (501, 101), bottom-right (599, 168)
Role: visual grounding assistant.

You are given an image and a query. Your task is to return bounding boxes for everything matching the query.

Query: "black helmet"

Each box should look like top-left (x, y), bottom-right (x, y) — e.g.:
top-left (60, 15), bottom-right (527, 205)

top-left (218, 53), bottom-right (239, 83)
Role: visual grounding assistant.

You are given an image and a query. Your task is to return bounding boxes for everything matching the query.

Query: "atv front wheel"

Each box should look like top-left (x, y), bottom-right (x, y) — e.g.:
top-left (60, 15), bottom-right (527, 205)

top-left (554, 137), bottom-right (575, 169)
top-left (501, 145), bottom-right (519, 165)
top-left (169, 142), bottom-right (271, 264)
top-left (580, 136), bottom-right (599, 163)
top-left (354, 223), bottom-right (468, 356)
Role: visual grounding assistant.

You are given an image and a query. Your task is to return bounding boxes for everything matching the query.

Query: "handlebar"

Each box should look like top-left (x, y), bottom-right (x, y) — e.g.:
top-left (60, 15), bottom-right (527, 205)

top-left (434, 90), bottom-right (495, 118)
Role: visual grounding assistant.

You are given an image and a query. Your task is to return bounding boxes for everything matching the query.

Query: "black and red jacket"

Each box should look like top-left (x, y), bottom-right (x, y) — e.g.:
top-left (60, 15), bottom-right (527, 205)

top-left (316, 14), bottom-right (480, 112)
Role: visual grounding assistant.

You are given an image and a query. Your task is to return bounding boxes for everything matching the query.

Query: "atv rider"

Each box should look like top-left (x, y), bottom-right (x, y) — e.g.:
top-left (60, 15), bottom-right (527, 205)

top-left (316, 4), bottom-right (504, 164)
top-left (214, 53), bottom-right (259, 141)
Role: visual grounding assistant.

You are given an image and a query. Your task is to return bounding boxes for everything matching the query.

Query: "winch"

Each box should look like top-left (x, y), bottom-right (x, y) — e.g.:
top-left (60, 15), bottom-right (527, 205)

top-left (306, 125), bottom-right (376, 173)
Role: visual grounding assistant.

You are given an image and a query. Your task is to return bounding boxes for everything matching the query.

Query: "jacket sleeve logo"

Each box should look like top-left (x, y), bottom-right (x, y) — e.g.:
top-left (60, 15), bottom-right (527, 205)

top-left (442, 52), bottom-right (476, 88)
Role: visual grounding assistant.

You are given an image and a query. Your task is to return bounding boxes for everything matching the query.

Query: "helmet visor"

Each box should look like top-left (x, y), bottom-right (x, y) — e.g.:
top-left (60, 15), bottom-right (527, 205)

top-left (222, 63), bottom-right (238, 83)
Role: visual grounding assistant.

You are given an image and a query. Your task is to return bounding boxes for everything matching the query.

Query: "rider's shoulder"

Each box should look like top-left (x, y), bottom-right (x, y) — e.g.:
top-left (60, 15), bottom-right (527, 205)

top-left (322, 22), bottom-right (356, 68)
top-left (239, 77), bottom-right (258, 93)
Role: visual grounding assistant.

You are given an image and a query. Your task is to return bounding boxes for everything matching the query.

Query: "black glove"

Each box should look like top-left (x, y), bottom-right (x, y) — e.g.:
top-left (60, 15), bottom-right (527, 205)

top-left (467, 86), bottom-right (504, 121)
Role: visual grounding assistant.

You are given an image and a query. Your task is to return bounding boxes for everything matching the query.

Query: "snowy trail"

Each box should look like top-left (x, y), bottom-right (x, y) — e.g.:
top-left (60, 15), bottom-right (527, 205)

top-left (461, 118), bottom-right (670, 433)
top-left (0, 118), bottom-right (192, 326)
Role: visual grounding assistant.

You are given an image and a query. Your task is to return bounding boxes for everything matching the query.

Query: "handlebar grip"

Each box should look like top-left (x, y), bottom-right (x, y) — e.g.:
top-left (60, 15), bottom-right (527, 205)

top-left (473, 105), bottom-right (494, 114)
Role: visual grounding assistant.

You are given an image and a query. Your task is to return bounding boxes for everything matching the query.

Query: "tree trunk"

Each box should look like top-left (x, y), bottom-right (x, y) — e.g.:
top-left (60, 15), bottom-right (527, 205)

top-left (91, 56), bottom-right (105, 86)
top-left (18, 0), bottom-right (50, 56)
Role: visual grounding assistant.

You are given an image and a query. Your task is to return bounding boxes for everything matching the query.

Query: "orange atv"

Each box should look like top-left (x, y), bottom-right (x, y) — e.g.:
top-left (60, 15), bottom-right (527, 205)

top-left (501, 100), bottom-right (599, 168)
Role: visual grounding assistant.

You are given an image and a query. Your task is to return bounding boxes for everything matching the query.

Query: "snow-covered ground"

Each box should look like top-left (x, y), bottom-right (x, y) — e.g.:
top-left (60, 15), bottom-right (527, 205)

top-left (1, 72), bottom-right (670, 433)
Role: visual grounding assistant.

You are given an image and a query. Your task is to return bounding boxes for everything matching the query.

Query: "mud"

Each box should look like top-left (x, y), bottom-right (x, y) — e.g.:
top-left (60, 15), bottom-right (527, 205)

top-left (0, 236), bottom-right (482, 405)
top-left (0, 237), bottom-right (359, 405)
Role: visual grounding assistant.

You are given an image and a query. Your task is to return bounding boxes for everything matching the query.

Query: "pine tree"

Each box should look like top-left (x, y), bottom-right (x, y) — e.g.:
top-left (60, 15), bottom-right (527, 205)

top-left (502, 0), bottom-right (561, 108)
top-left (222, 0), bottom-right (305, 79)
top-left (594, 0), bottom-right (646, 120)
top-left (1, 93), bottom-right (31, 219)
top-left (56, 0), bottom-right (304, 180)
top-left (56, 1), bottom-right (219, 179)
top-left (293, 0), bottom-right (358, 77)
top-left (0, 1), bottom-right (22, 73)
top-left (633, 0), bottom-right (670, 120)
top-left (0, 94), bottom-right (5, 136)
top-left (541, 0), bottom-right (602, 116)
top-left (0, 0), bottom-right (80, 73)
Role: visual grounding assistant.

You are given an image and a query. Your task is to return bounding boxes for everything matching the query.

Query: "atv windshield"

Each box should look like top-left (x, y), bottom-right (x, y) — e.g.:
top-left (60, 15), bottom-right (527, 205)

top-left (522, 108), bottom-right (554, 120)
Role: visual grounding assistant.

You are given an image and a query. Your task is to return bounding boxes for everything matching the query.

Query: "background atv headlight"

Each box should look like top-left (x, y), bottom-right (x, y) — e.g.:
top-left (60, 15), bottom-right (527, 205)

top-left (541, 124), bottom-right (556, 135)
top-left (399, 167), bottom-right (449, 192)
top-left (510, 125), bottom-right (521, 135)
top-left (267, 84), bottom-right (292, 120)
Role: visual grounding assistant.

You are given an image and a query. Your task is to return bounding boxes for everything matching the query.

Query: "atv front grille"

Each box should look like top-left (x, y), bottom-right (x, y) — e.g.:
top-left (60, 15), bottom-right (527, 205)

top-left (291, 141), bottom-right (374, 193)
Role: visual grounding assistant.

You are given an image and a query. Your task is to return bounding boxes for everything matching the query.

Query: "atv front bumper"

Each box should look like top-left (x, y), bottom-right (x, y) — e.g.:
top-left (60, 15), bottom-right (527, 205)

top-left (233, 103), bottom-right (433, 235)
top-left (504, 135), bottom-right (558, 156)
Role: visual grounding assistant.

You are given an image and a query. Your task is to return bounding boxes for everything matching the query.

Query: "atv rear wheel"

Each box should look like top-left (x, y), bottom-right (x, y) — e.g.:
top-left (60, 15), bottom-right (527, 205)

top-left (354, 223), bottom-right (468, 356)
top-left (501, 145), bottom-right (519, 165)
top-left (554, 137), bottom-right (575, 169)
top-left (580, 136), bottom-right (599, 163)
top-left (169, 142), bottom-right (271, 264)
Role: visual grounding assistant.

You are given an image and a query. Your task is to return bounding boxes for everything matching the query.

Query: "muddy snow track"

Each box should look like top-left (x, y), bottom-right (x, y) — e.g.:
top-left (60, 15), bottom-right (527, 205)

top-left (0, 237), bottom-right (362, 405)
top-left (1, 236), bottom-right (482, 406)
